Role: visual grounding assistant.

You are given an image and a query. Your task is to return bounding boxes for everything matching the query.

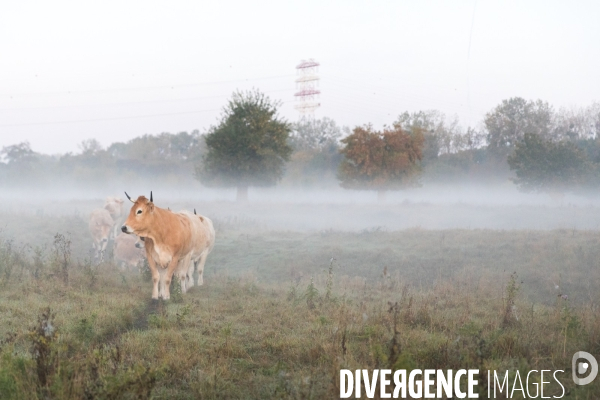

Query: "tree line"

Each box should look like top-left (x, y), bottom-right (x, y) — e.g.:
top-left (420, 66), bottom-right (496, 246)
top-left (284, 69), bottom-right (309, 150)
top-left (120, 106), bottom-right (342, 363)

top-left (1, 90), bottom-right (599, 200)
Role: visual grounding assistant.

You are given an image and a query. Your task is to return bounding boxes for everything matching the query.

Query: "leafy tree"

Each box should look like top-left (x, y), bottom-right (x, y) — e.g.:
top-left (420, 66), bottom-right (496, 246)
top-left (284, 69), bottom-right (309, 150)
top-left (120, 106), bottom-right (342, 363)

top-left (0, 141), bottom-right (39, 180)
top-left (284, 117), bottom-right (345, 187)
top-left (196, 90), bottom-right (292, 201)
top-left (289, 117), bottom-right (345, 152)
top-left (507, 133), bottom-right (592, 195)
top-left (395, 110), bottom-right (446, 164)
top-left (337, 124), bottom-right (424, 201)
top-left (484, 97), bottom-right (554, 156)
top-left (553, 103), bottom-right (600, 141)
top-left (78, 139), bottom-right (103, 156)
top-left (395, 110), bottom-right (481, 163)
top-left (108, 131), bottom-right (204, 163)
top-left (1, 141), bottom-right (37, 165)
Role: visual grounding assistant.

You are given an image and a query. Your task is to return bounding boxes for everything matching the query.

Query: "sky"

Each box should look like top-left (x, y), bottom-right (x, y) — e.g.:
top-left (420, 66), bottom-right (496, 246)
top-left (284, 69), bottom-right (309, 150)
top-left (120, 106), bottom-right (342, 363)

top-left (0, 0), bottom-right (598, 155)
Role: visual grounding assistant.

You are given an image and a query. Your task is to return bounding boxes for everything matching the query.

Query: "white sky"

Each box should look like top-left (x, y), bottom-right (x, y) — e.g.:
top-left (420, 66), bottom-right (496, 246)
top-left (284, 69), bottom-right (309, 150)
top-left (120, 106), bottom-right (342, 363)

top-left (0, 0), bottom-right (598, 155)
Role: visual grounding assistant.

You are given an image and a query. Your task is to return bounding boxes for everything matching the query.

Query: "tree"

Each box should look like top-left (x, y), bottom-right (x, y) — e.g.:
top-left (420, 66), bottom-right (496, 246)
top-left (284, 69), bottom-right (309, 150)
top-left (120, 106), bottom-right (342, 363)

top-left (484, 97), bottom-right (554, 156)
top-left (289, 117), bottom-right (345, 152)
top-left (108, 131), bottom-right (204, 163)
top-left (284, 117), bottom-right (345, 187)
top-left (553, 102), bottom-right (600, 142)
top-left (1, 141), bottom-right (36, 165)
top-left (337, 124), bottom-right (424, 201)
top-left (507, 133), bottom-right (592, 196)
top-left (395, 110), bottom-right (446, 164)
top-left (395, 110), bottom-right (481, 163)
top-left (196, 90), bottom-right (292, 201)
top-left (0, 141), bottom-right (39, 179)
top-left (78, 139), bottom-right (103, 156)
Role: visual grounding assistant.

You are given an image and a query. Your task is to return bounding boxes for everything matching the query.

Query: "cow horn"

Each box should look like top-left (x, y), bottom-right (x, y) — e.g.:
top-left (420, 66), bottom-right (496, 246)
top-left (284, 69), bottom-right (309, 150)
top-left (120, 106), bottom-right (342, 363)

top-left (124, 191), bottom-right (134, 203)
top-left (150, 191), bottom-right (153, 202)
top-left (194, 208), bottom-right (197, 215)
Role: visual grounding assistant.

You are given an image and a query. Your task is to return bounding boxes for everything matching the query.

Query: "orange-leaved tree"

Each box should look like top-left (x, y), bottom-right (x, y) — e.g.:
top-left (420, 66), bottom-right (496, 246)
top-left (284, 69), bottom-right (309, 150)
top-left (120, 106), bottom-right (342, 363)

top-left (337, 124), bottom-right (425, 201)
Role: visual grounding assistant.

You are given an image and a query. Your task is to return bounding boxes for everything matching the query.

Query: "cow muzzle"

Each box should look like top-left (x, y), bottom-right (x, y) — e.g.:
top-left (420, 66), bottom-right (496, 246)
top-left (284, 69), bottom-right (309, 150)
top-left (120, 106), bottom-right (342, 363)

top-left (121, 225), bottom-right (132, 234)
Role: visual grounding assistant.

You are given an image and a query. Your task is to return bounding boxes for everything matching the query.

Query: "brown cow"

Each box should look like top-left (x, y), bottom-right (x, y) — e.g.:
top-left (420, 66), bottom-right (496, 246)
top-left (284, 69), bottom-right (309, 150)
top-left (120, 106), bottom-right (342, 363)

top-left (113, 232), bottom-right (145, 270)
top-left (121, 192), bottom-right (198, 300)
top-left (89, 208), bottom-right (114, 262)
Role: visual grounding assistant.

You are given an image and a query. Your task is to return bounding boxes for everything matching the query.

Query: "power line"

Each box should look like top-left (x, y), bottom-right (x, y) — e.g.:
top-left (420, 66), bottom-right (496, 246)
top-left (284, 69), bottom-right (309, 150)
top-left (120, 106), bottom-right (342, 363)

top-left (0, 87), bottom-right (295, 112)
top-left (0, 74), bottom-right (295, 98)
top-left (0, 100), bottom-right (295, 127)
top-left (0, 109), bottom-right (219, 127)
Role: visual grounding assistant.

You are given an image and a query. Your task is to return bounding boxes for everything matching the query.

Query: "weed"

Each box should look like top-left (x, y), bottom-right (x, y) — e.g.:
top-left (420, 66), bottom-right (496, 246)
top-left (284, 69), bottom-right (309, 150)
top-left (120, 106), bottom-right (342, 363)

top-left (52, 233), bottom-right (71, 285)
top-left (287, 281), bottom-right (299, 301)
top-left (140, 258), bottom-right (152, 282)
top-left (75, 314), bottom-right (97, 342)
top-left (0, 332), bottom-right (16, 354)
top-left (502, 271), bottom-right (521, 327)
top-left (387, 301), bottom-right (401, 369)
top-left (80, 257), bottom-right (98, 289)
top-left (176, 304), bottom-right (191, 326)
top-left (32, 245), bottom-right (46, 280)
top-left (28, 307), bottom-right (57, 395)
top-left (325, 257), bottom-right (336, 301)
top-left (169, 278), bottom-right (184, 303)
top-left (303, 277), bottom-right (319, 309)
top-left (0, 238), bottom-right (15, 285)
top-left (147, 314), bottom-right (168, 330)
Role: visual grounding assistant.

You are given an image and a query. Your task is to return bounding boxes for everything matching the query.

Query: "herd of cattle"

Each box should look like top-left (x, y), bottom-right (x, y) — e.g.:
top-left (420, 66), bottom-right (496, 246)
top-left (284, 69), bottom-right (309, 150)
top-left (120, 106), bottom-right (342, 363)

top-left (88, 193), bottom-right (215, 300)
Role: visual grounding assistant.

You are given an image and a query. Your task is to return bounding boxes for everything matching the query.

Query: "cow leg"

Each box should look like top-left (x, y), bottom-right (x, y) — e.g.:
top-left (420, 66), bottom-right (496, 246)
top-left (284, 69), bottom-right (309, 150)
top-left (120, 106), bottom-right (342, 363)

top-left (92, 241), bottom-right (98, 260)
top-left (158, 268), bottom-right (168, 299)
top-left (186, 258), bottom-right (197, 290)
top-left (94, 241), bottom-right (103, 264)
top-left (147, 256), bottom-right (160, 300)
top-left (196, 251), bottom-right (209, 286)
top-left (179, 270), bottom-right (187, 294)
top-left (163, 255), bottom-right (180, 300)
top-left (111, 224), bottom-right (118, 243)
top-left (173, 254), bottom-right (190, 295)
top-left (99, 239), bottom-right (108, 263)
top-left (183, 253), bottom-right (192, 293)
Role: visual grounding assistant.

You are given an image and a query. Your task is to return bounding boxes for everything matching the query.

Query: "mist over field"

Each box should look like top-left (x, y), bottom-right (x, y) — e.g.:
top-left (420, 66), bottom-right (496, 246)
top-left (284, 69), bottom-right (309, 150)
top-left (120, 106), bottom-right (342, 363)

top-left (2, 182), bottom-right (600, 232)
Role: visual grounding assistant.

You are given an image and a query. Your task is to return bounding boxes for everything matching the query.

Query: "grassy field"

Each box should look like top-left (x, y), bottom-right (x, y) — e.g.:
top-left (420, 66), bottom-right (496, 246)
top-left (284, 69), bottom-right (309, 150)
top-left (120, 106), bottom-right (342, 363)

top-left (0, 206), bottom-right (599, 399)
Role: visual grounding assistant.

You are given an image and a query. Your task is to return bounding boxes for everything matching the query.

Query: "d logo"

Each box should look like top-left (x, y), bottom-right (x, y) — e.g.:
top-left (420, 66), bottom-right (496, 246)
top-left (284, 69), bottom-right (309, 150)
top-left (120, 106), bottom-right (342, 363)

top-left (572, 351), bottom-right (598, 385)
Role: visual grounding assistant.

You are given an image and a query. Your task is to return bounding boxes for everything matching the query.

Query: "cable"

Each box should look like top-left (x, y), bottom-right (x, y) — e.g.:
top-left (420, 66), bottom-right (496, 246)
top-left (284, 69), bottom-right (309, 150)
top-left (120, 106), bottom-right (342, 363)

top-left (0, 100), bottom-right (296, 127)
top-left (0, 74), bottom-right (295, 97)
top-left (0, 109), bottom-right (220, 127)
top-left (0, 87), bottom-right (295, 112)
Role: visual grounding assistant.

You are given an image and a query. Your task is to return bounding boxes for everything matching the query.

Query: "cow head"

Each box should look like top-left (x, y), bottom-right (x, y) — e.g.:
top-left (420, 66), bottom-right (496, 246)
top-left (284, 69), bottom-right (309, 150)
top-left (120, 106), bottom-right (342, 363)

top-left (121, 193), bottom-right (155, 236)
top-left (104, 197), bottom-right (124, 220)
top-left (135, 237), bottom-right (145, 249)
top-left (94, 220), bottom-right (112, 244)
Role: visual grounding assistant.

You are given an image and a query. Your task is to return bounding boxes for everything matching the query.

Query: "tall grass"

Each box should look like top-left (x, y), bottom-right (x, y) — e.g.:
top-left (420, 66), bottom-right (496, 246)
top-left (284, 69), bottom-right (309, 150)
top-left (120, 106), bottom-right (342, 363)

top-left (0, 212), bottom-right (598, 398)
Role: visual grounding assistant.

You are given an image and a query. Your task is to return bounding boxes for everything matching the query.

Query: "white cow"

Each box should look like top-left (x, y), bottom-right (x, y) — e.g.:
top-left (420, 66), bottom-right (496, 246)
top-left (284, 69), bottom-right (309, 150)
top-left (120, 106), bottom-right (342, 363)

top-left (104, 196), bottom-right (124, 241)
top-left (89, 208), bottom-right (114, 262)
top-left (182, 210), bottom-right (215, 290)
top-left (113, 232), bottom-right (145, 270)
